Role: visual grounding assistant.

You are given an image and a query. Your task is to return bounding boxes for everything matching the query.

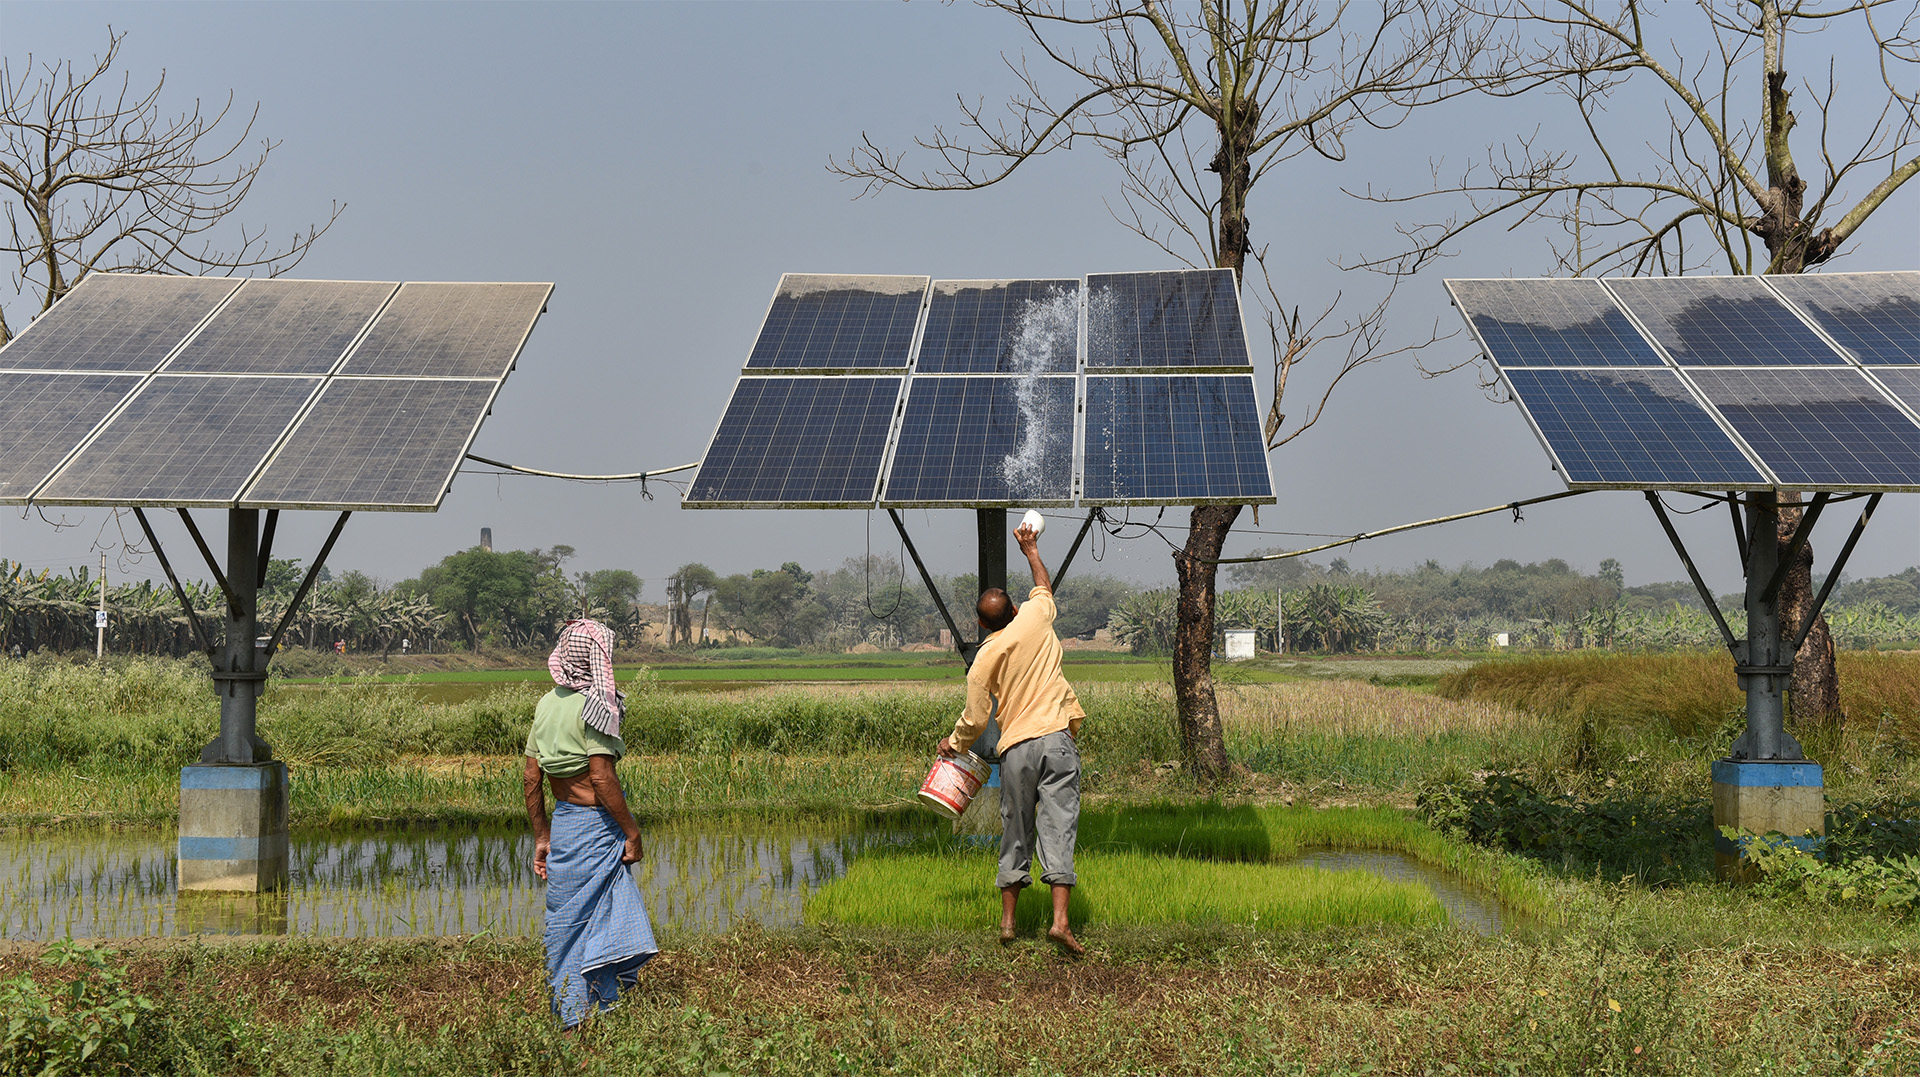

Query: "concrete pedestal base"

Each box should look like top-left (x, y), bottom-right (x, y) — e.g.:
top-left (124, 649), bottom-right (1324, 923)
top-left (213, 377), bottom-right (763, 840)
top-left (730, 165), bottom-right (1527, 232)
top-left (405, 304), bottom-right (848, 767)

top-left (179, 763), bottom-right (289, 892)
top-left (1711, 759), bottom-right (1824, 882)
top-left (955, 764), bottom-right (1002, 836)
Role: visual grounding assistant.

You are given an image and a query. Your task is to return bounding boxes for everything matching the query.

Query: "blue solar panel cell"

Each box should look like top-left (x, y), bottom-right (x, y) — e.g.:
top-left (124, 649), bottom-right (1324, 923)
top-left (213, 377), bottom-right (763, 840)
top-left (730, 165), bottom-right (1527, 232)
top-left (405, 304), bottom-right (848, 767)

top-left (1448, 279), bottom-right (1665, 367)
top-left (917, 280), bottom-right (1080, 374)
top-left (744, 275), bottom-right (928, 370)
top-left (1085, 270), bottom-right (1250, 369)
top-left (687, 376), bottom-right (902, 505)
top-left (1767, 272), bottom-right (1920, 365)
top-left (1605, 276), bottom-right (1847, 366)
top-left (883, 375), bottom-right (1075, 505)
top-left (1686, 368), bottom-right (1920, 487)
top-left (0, 274), bottom-right (239, 372)
top-left (165, 279), bottom-right (398, 375)
top-left (1502, 369), bottom-right (1766, 486)
top-left (1083, 375), bottom-right (1273, 503)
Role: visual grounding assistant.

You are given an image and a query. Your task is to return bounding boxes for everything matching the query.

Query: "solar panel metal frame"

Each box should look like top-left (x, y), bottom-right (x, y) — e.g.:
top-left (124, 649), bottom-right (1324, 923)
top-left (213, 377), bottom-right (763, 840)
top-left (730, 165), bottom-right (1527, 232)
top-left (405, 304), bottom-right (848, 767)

top-left (1083, 268), bottom-right (1254, 372)
top-left (740, 273), bottom-right (932, 373)
top-left (238, 375), bottom-right (508, 512)
top-left (877, 373), bottom-right (1080, 508)
top-left (682, 374), bottom-right (909, 509)
top-left (1079, 372), bottom-right (1277, 506)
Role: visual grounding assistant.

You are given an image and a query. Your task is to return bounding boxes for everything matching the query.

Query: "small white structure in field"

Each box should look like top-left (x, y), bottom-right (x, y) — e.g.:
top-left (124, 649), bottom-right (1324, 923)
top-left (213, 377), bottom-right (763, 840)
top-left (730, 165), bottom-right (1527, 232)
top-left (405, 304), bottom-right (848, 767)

top-left (1491, 632), bottom-right (1510, 648)
top-left (1224, 629), bottom-right (1257, 660)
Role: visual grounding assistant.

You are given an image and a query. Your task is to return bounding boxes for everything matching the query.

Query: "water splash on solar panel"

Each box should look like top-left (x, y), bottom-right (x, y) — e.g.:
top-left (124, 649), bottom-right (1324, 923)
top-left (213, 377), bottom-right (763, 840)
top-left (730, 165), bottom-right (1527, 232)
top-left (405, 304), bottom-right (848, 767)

top-left (1002, 291), bottom-right (1079, 497)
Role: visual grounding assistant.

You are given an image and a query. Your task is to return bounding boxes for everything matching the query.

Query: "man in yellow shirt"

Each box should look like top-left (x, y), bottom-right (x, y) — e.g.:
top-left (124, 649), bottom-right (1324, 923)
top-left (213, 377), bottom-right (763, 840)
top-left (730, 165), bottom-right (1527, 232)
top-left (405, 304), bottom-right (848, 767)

top-left (939, 521), bottom-right (1087, 954)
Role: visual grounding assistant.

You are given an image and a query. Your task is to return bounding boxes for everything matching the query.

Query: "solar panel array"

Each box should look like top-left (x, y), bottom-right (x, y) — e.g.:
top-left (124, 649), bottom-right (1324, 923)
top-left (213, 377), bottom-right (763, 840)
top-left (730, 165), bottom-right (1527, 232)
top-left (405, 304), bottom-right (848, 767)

top-left (1447, 271), bottom-right (1920, 490)
top-left (686, 270), bottom-right (1276, 508)
top-left (0, 273), bottom-right (552, 510)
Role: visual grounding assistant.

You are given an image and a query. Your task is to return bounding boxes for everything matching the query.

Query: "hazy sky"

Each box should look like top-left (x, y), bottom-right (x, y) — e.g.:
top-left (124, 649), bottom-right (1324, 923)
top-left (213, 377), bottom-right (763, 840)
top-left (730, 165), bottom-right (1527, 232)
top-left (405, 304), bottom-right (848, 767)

top-left (2, 1), bottom-right (1916, 600)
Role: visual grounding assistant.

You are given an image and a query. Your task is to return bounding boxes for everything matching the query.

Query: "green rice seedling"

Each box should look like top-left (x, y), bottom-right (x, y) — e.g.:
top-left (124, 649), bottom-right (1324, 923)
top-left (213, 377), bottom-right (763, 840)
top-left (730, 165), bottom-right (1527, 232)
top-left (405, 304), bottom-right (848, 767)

top-left (805, 850), bottom-right (1447, 932)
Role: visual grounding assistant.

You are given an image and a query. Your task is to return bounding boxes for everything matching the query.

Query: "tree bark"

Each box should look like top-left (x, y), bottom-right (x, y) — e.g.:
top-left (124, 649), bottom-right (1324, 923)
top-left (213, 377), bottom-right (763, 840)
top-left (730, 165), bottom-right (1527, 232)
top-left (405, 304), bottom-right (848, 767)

top-left (1776, 495), bottom-right (1840, 726)
top-left (1174, 503), bottom-right (1241, 782)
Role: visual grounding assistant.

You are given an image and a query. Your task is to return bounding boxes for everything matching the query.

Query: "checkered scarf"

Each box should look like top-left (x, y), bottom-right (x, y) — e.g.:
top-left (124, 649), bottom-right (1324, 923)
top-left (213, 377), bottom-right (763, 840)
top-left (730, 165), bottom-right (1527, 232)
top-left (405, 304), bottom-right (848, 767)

top-left (549, 619), bottom-right (625, 738)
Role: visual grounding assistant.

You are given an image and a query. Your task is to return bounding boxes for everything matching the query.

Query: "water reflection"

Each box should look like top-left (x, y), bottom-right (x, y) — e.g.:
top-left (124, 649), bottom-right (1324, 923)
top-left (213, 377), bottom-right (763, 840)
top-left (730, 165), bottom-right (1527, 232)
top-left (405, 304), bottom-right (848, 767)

top-left (0, 822), bottom-right (917, 941)
top-left (1293, 850), bottom-right (1501, 935)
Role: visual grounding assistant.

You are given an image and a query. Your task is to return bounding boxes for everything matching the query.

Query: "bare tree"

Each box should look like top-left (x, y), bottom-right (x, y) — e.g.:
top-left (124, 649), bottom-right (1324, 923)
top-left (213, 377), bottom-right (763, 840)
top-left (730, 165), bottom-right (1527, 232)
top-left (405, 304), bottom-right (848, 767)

top-left (1369, 0), bottom-right (1919, 722)
top-left (834, 0), bottom-right (1507, 781)
top-left (0, 29), bottom-right (340, 344)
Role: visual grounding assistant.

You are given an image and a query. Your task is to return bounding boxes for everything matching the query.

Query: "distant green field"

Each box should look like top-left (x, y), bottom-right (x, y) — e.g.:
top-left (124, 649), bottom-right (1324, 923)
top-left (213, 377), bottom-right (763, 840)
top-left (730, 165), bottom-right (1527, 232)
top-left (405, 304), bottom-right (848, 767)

top-left (278, 656), bottom-right (1302, 687)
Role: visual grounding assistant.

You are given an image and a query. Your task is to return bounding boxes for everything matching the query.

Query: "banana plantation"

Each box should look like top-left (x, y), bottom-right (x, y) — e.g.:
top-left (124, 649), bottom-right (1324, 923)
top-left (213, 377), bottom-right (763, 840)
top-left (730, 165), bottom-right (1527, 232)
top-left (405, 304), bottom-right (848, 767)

top-left (0, 560), bottom-right (451, 658)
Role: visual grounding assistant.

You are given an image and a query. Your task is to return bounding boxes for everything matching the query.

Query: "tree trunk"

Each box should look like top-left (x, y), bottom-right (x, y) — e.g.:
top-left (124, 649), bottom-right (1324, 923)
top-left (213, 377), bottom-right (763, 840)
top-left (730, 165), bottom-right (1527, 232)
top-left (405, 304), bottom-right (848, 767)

top-left (1776, 495), bottom-right (1840, 726)
top-left (1173, 504), bottom-right (1241, 782)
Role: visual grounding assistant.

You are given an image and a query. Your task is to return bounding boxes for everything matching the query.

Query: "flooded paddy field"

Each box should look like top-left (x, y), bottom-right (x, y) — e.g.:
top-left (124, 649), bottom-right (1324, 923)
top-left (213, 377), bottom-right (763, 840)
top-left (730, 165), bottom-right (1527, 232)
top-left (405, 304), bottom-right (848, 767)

top-left (0, 819), bottom-right (1505, 941)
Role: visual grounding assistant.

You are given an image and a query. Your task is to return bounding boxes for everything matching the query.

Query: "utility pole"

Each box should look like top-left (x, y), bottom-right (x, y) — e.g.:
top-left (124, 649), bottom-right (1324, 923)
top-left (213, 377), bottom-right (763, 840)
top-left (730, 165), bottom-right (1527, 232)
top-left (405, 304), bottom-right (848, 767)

top-left (1276, 588), bottom-right (1284, 654)
top-left (96, 553), bottom-right (107, 659)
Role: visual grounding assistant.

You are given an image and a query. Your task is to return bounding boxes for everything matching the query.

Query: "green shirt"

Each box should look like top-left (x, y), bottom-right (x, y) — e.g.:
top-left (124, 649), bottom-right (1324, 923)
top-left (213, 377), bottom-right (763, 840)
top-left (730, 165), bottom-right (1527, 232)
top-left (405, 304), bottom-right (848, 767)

top-left (524, 688), bottom-right (626, 777)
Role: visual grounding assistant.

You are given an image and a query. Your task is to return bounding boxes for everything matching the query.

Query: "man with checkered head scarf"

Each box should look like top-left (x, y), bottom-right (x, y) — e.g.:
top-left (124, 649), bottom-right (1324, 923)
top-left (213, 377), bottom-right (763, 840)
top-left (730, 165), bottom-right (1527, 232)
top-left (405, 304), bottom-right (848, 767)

top-left (523, 619), bottom-right (657, 1027)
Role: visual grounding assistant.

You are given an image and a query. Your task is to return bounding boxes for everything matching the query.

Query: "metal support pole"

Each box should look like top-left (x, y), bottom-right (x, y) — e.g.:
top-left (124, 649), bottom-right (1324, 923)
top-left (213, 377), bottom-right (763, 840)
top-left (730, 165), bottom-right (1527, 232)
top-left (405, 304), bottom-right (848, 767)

top-left (1732, 492), bottom-right (1800, 761)
top-left (887, 509), bottom-right (973, 664)
top-left (204, 508), bottom-right (272, 764)
top-left (95, 553), bottom-right (106, 659)
top-left (1051, 510), bottom-right (1100, 591)
top-left (977, 508), bottom-right (1008, 595)
top-left (1645, 492), bottom-right (1740, 654)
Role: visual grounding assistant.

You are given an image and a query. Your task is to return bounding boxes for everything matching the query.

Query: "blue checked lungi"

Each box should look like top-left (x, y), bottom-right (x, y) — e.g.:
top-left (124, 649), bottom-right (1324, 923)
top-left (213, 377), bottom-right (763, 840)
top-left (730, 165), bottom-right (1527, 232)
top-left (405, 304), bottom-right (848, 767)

top-left (545, 802), bottom-right (658, 1027)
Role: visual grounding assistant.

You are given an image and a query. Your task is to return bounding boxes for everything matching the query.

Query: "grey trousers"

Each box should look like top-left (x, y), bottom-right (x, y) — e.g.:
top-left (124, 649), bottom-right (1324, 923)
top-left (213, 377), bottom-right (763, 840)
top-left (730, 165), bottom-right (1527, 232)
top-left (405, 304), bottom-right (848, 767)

top-left (997, 730), bottom-right (1080, 889)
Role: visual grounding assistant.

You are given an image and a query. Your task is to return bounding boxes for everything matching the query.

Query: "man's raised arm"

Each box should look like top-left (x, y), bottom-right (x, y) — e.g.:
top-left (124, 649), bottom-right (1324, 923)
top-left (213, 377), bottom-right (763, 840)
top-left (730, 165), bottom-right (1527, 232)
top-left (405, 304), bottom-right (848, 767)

top-left (1016, 522), bottom-right (1049, 592)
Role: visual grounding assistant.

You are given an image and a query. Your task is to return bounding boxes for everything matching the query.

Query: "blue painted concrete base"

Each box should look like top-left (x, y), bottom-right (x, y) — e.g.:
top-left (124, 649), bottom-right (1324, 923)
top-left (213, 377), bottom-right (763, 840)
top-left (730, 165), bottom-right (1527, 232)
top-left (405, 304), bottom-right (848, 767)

top-left (1711, 758), bottom-right (1824, 883)
top-left (179, 762), bottom-right (289, 892)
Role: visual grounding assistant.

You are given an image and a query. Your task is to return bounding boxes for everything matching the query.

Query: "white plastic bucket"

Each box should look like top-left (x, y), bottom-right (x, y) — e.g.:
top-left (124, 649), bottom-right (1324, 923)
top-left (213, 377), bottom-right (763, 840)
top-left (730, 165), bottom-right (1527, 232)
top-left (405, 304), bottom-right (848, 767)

top-left (917, 750), bottom-right (990, 819)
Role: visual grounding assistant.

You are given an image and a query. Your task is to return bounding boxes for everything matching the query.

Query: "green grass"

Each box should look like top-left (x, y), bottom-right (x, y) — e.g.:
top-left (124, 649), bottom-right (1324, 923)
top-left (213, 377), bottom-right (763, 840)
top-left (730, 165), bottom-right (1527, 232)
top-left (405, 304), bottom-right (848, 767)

top-left (807, 851), bottom-right (1447, 932)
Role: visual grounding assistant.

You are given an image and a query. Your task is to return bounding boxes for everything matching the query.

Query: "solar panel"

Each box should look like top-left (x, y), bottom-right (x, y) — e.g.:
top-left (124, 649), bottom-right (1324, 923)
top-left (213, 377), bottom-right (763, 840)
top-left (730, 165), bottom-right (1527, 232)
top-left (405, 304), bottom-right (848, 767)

top-left (1086, 269), bottom-right (1251, 369)
top-left (37, 376), bottom-right (320, 505)
top-left (916, 280), bottom-right (1080, 374)
top-left (243, 378), bottom-right (499, 510)
top-left (0, 374), bottom-right (144, 503)
top-left (1448, 279), bottom-right (1665, 367)
top-left (1502, 368), bottom-right (1768, 486)
top-left (685, 376), bottom-right (903, 506)
top-left (1767, 272), bottom-right (1920, 365)
top-left (0, 274), bottom-right (239, 372)
top-left (338, 282), bottom-right (551, 378)
top-left (165, 279), bottom-right (398, 375)
top-left (1082, 375), bottom-right (1274, 504)
top-left (1865, 368), bottom-right (1920, 418)
top-left (882, 376), bottom-right (1076, 506)
top-left (1605, 276), bottom-right (1847, 366)
top-left (1685, 368), bottom-right (1920, 487)
top-left (743, 274), bottom-right (928, 370)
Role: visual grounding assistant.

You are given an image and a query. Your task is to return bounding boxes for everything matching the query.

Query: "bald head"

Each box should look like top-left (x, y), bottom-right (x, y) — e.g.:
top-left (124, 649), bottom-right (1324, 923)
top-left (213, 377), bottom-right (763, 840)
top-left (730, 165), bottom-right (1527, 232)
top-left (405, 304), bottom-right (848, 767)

top-left (976, 588), bottom-right (1016, 633)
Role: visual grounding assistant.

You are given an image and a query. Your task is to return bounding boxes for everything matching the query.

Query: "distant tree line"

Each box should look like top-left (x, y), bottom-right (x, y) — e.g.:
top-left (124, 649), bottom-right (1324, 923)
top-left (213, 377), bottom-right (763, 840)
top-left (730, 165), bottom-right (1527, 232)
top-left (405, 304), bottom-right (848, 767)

top-left (12, 546), bottom-right (1920, 659)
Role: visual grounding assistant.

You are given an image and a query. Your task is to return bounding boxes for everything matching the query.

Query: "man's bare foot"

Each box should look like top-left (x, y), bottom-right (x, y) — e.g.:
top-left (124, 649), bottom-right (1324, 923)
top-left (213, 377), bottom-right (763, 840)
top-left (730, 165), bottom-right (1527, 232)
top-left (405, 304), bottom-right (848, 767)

top-left (1047, 925), bottom-right (1085, 955)
top-left (999, 923), bottom-right (1017, 945)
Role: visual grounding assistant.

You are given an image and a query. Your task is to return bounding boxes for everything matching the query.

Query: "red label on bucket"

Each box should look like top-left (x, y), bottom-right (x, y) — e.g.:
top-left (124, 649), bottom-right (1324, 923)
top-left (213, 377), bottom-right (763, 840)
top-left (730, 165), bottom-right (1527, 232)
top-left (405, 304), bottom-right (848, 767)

top-left (918, 752), bottom-right (988, 819)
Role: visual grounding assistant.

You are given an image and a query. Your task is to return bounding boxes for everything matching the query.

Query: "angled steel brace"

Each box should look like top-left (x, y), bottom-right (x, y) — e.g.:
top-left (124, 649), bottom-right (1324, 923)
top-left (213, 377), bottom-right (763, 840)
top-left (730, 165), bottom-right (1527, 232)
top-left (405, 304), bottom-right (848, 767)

top-left (887, 509), bottom-right (974, 663)
top-left (256, 509), bottom-right (280, 589)
top-left (267, 511), bottom-right (352, 654)
top-left (1728, 492), bottom-right (1748, 565)
top-left (131, 508), bottom-right (216, 658)
top-left (1792, 493), bottom-right (1881, 655)
top-left (1645, 492), bottom-right (1739, 655)
top-left (176, 508), bottom-right (239, 619)
top-left (1051, 509), bottom-right (1102, 591)
top-left (1762, 492), bottom-right (1830, 604)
